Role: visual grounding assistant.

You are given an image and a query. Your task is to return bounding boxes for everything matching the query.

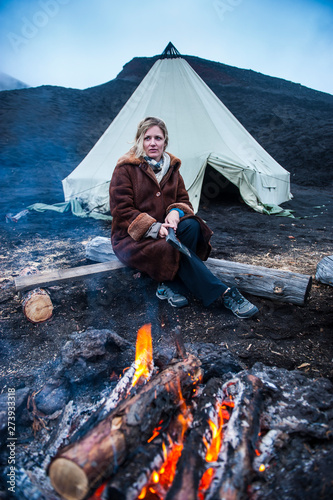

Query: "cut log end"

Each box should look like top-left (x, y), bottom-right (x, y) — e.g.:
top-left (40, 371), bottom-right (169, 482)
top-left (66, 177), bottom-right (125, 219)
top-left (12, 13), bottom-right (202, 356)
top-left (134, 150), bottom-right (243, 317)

top-left (49, 458), bottom-right (89, 500)
top-left (22, 288), bottom-right (53, 323)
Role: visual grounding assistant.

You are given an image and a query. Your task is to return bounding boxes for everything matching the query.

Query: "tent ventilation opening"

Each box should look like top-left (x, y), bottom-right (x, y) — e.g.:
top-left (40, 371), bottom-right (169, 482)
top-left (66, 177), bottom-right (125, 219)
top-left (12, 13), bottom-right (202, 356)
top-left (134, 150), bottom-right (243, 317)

top-left (160, 42), bottom-right (182, 59)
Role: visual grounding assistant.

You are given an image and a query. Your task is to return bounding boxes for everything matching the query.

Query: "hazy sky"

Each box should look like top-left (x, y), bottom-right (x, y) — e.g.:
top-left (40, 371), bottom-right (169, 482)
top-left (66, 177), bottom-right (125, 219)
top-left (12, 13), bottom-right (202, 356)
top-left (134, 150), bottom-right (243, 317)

top-left (0, 0), bottom-right (332, 94)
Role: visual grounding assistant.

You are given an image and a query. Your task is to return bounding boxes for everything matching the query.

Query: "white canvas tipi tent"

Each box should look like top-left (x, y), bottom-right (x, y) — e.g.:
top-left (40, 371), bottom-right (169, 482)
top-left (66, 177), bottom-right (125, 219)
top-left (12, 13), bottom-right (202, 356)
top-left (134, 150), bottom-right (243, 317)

top-left (62, 43), bottom-right (292, 216)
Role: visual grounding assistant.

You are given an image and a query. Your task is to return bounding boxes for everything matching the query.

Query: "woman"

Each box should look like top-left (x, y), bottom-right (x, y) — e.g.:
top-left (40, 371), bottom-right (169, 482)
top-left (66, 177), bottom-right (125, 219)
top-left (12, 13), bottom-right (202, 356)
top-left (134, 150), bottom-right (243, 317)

top-left (109, 117), bottom-right (258, 318)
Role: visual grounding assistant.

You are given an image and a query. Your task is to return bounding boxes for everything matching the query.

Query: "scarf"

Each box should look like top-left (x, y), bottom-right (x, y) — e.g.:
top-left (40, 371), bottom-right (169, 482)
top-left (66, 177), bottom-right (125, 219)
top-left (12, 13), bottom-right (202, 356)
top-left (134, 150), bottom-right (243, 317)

top-left (144, 153), bottom-right (170, 183)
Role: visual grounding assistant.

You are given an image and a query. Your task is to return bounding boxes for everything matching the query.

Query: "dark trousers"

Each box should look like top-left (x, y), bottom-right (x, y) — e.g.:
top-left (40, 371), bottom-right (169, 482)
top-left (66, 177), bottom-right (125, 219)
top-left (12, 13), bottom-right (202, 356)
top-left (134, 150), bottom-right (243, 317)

top-left (164, 218), bottom-right (228, 307)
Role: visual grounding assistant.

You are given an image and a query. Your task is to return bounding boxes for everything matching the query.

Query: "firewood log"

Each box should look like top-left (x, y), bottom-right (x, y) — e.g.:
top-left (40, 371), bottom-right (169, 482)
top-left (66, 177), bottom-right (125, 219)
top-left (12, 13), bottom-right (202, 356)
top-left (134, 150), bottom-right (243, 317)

top-left (207, 373), bottom-right (264, 500)
top-left (20, 267), bottom-right (53, 323)
top-left (48, 354), bottom-right (202, 500)
top-left (206, 258), bottom-right (312, 306)
top-left (21, 288), bottom-right (53, 323)
top-left (165, 377), bottom-right (226, 500)
top-left (315, 255), bottom-right (333, 286)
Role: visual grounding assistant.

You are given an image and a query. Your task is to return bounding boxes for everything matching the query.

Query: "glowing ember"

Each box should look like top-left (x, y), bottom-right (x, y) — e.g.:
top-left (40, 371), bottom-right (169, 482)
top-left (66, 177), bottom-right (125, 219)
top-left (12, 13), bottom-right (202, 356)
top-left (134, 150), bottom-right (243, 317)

top-left (152, 471), bottom-right (160, 483)
top-left (87, 483), bottom-right (107, 499)
top-left (132, 324), bottom-right (153, 387)
top-left (259, 464), bottom-right (266, 472)
top-left (198, 468), bottom-right (215, 500)
top-left (147, 420), bottom-right (164, 443)
top-left (138, 486), bottom-right (147, 499)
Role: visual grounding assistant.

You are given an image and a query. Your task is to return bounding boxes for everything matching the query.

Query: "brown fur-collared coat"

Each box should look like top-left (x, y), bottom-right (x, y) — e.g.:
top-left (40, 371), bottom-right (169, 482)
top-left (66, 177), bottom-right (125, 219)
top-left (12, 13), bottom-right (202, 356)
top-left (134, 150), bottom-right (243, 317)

top-left (109, 151), bottom-right (213, 282)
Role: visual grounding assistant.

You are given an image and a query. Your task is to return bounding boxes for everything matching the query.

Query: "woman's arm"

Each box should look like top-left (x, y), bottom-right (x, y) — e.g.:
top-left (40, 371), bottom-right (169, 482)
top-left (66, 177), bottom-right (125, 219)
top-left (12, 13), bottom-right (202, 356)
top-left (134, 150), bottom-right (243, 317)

top-left (166, 173), bottom-right (195, 217)
top-left (109, 165), bottom-right (157, 241)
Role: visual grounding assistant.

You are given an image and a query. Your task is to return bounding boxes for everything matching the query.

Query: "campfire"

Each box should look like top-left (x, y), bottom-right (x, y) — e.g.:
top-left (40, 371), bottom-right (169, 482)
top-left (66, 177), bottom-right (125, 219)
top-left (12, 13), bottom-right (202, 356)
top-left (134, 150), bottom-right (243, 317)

top-left (1, 324), bottom-right (333, 500)
top-left (44, 324), bottom-right (331, 500)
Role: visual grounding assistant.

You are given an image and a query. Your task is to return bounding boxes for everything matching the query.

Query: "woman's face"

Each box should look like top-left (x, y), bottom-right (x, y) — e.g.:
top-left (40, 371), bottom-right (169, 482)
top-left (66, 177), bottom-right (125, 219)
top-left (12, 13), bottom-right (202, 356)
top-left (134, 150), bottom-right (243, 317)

top-left (143, 126), bottom-right (165, 162)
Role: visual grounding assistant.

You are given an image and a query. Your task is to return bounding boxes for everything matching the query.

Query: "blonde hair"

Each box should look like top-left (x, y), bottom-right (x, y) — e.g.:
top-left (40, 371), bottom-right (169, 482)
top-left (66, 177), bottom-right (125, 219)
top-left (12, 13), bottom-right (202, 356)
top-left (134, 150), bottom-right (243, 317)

top-left (132, 117), bottom-right (169, 158)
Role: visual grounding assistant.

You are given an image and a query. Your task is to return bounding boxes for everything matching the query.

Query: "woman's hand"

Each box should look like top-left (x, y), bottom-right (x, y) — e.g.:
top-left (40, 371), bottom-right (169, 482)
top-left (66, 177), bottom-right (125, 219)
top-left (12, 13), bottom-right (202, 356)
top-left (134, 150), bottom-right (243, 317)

top-left (165, 210), bottom-right (180, 230)
top-left (159, 211), bottom-right (180, 238)
top-left (158, 223), bottom-right (173, 239)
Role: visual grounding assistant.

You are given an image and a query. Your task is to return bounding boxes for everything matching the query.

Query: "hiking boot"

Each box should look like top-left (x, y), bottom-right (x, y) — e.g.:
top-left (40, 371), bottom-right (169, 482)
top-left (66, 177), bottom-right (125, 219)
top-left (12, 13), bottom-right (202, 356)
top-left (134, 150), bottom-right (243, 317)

top-left (223, 287), bottom-right (258, 319)
top-left (156, 283), bottom-right (188, 308)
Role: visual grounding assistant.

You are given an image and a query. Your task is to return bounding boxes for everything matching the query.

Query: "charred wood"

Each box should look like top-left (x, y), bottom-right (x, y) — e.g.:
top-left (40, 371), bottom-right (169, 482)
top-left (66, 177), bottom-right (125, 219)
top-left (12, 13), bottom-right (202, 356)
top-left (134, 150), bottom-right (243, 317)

top-left (165, 377), bottom-right (226, 500)
top-left (66, 362), bottom-right (137, 448)
top-left (101, 412), bottom-right (185, 500)
top-left (171, 326), bottom-right (187, 359)
top-left (101, 437), bottom-right (166, 500)
top-left (207, 373), bottom-right (264, 500)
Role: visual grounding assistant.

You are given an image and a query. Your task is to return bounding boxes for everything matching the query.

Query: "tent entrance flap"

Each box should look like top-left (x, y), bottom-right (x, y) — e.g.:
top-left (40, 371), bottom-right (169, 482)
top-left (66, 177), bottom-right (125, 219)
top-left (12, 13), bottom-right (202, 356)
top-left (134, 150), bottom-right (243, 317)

top-left (206, 155), bottom-right (263, 212)
top-left (200, 164), bottom-right (241, 206)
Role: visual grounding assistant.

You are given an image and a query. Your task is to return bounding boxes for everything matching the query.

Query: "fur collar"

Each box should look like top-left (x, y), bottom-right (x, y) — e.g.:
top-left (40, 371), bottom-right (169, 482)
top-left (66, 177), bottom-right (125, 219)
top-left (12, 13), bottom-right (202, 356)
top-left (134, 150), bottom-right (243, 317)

top-left (116, 150), bottom-right (181, 169)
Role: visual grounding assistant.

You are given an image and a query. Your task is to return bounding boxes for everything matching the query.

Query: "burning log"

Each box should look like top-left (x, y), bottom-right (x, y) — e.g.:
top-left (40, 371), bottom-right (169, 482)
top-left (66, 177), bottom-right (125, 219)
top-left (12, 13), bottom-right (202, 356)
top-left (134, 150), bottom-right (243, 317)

top-left (207, 373), bottom-right (264, 500)
top-left (20, 267), bottom-right (53, 323)
top-left (101, 436), bottom-right (167, 500)
top-left (101, 410), bottom-right (186, 500)
top-left (165, 377), bottom-right (228, 500)
top-left (48, 354), bottom-right (202, 500)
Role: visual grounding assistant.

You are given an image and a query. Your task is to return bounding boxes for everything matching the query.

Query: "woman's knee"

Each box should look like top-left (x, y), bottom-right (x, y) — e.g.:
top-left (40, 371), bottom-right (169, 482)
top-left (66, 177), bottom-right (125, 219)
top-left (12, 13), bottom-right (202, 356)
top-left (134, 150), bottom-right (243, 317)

top-left (177, 218), bottom-right (200, 234)
top-left (177, 218), bottom-right (201, 247)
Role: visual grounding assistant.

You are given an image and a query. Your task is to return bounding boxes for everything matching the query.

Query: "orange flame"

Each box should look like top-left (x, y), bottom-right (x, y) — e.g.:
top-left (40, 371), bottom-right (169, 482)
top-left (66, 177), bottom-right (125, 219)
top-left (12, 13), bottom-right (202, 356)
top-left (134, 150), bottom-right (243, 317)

top-left (132, 324), bottom-right (153, 387)
top-left (138, 385), bottom-right (193, 499)
top-left (198, 398), bottom-right (234, 499)
top-left (204, 403), bottom-right (228, 463)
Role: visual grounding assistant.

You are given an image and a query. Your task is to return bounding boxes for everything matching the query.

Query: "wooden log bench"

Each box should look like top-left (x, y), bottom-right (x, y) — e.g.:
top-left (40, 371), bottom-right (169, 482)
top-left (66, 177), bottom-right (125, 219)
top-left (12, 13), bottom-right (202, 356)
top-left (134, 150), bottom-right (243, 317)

top-left (11, 237), bottom-right (312, 306)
